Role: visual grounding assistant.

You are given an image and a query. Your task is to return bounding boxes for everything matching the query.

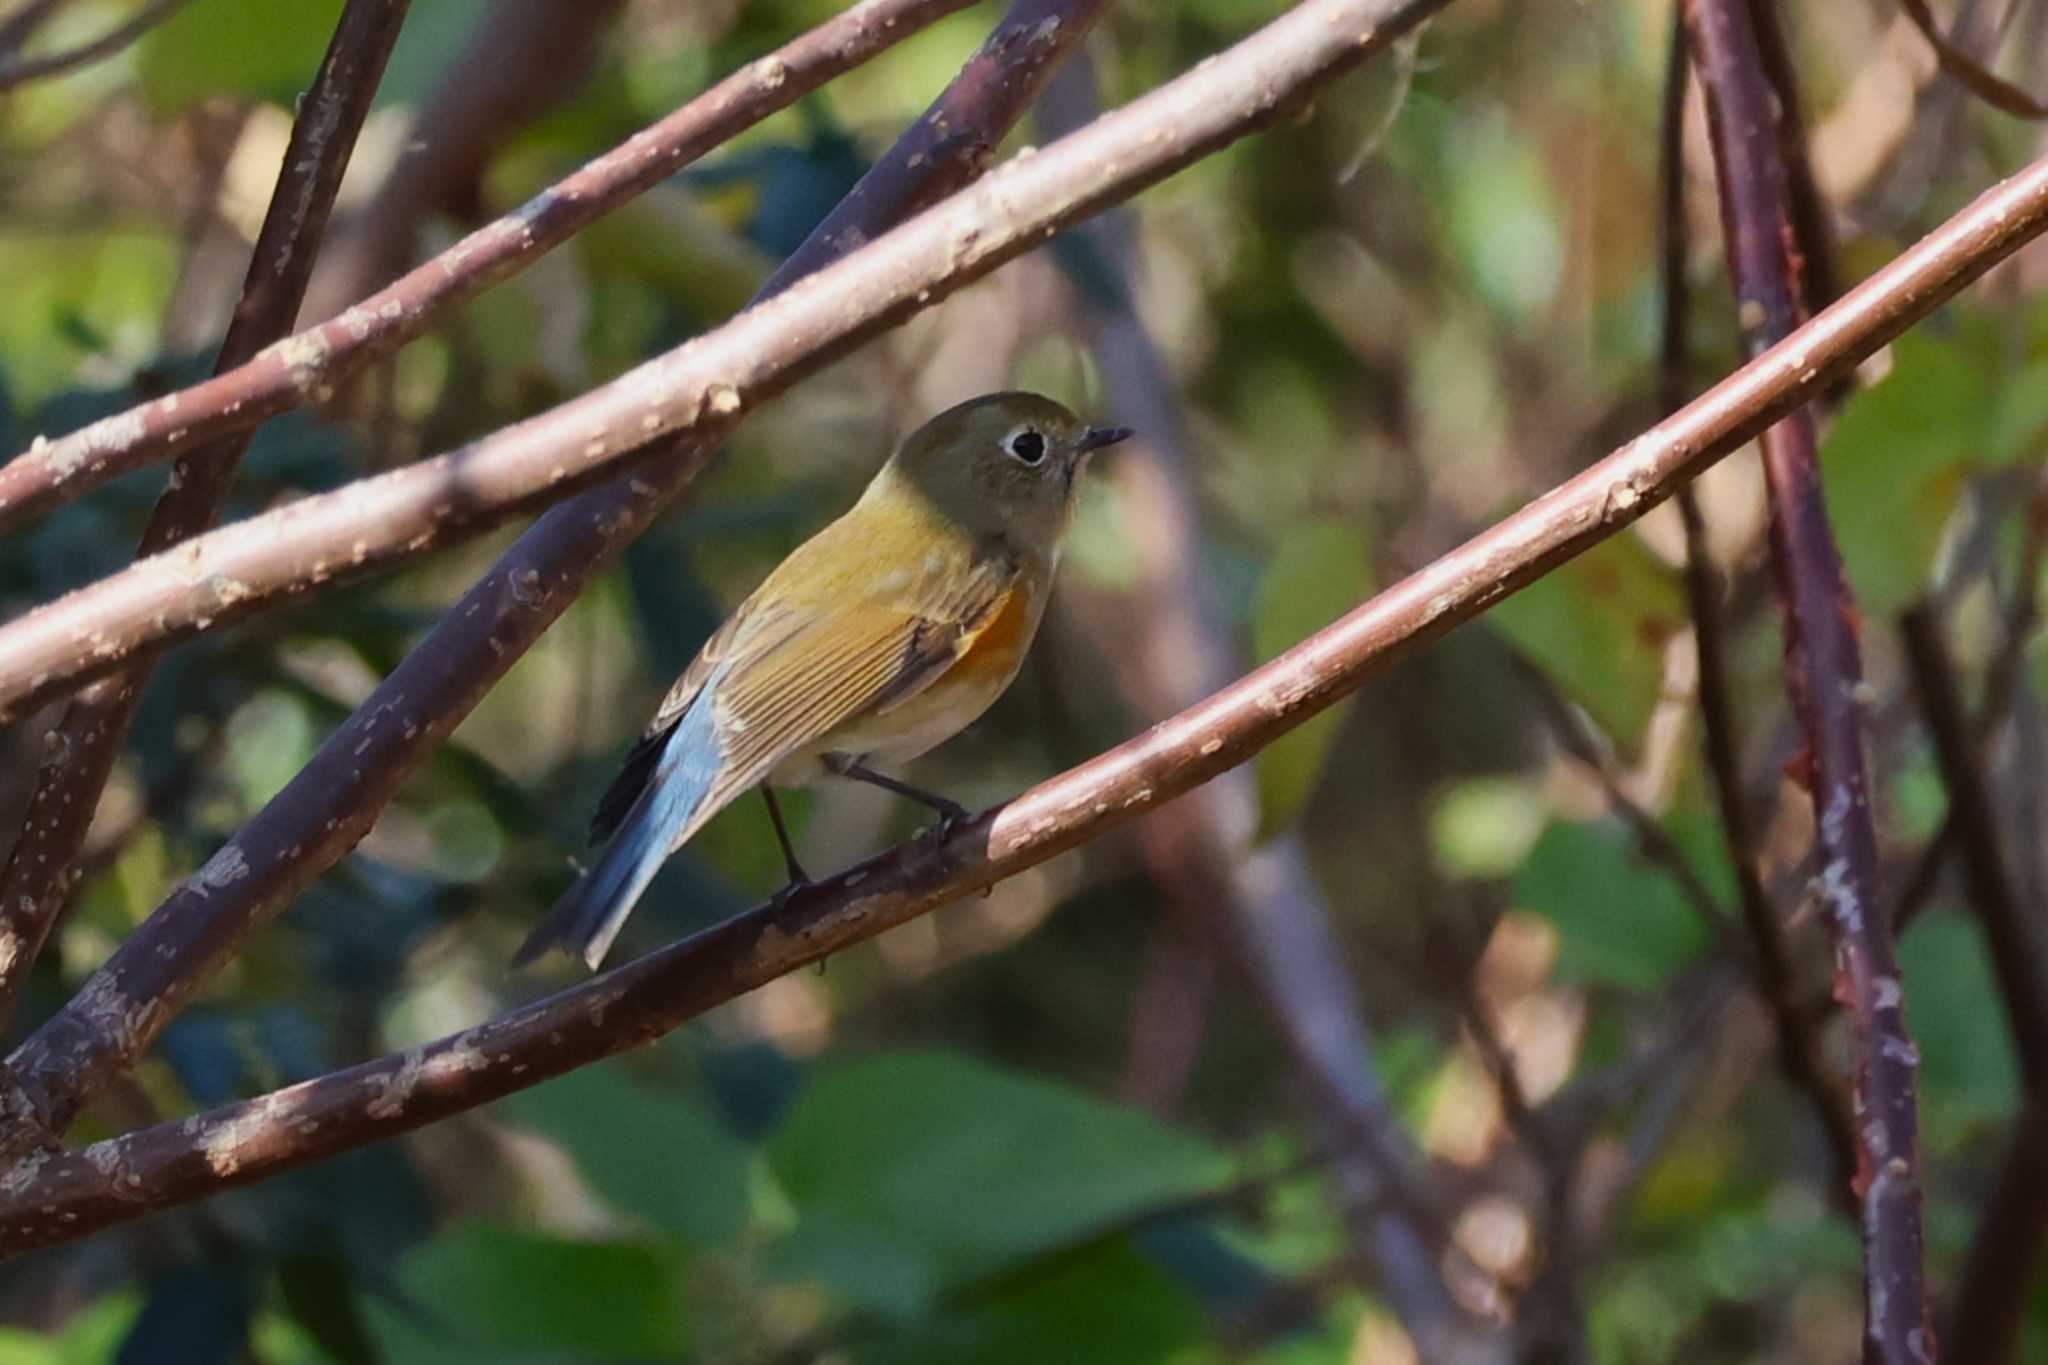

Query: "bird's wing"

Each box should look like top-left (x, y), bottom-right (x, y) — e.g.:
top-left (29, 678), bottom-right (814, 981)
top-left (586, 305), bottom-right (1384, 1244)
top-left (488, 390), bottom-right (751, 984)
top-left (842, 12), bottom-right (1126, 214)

top-left (589, 546), bottom-right (1020, 845)
top-left (697, 551), bottom-right (1022, 808)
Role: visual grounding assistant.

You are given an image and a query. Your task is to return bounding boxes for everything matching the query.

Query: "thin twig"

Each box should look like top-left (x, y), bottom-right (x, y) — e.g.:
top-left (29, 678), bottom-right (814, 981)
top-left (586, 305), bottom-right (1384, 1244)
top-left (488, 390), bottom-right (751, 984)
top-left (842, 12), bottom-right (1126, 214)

top-left (0, 0), bottom-right (413, 1040)
top-left (1508, 653), bottom-right (1734, 944)
top-left (0, 0), bottom-right (67, 59)
top-left (1899, 0), bottom-right (2048, 120)
top-left (1684, 0), bottom-right (1933, 1359)
top-left (0, 0), bottom-right (66, 58)
top-left (1889, 465), bottom-right (2048, 933)
top-left (1742, 0), bottom-right (1839, 314)
top-left (1659, 9), bottom-right (1858, 1186)
top-left (1900, 602), bottom-right (2048, 1082)
top-left (0, 0), bottom-right (193, 92)
top-left (0, 0), bottom-right (983, 532)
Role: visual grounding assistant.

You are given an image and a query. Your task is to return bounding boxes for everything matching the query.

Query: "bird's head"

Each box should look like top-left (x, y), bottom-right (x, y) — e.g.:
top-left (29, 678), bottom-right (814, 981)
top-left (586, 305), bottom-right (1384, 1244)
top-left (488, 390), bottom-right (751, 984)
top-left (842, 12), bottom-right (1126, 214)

top-left (880, 391), bottom-right (1132, 546)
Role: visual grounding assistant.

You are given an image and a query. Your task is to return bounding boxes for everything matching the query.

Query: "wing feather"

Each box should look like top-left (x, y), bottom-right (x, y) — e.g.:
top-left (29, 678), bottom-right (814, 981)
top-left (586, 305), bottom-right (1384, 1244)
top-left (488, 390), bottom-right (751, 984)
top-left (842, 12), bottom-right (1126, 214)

top-left (591, 535), bottom-right (1021, 847)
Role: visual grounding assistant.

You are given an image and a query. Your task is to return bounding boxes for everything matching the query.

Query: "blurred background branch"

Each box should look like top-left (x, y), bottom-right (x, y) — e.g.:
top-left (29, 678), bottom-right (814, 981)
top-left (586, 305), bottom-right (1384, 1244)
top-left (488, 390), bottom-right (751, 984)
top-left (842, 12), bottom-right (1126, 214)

top-left (0, 0), bottom-right (191, 93)
top-left (1660, 9), bottom-right (1859, 1196)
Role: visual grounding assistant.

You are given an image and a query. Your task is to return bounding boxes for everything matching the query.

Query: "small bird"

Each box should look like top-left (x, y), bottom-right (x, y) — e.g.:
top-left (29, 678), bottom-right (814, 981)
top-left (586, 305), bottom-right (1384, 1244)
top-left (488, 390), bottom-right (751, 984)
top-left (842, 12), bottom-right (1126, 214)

top-left (515, 392), bottom-right (1131, 970)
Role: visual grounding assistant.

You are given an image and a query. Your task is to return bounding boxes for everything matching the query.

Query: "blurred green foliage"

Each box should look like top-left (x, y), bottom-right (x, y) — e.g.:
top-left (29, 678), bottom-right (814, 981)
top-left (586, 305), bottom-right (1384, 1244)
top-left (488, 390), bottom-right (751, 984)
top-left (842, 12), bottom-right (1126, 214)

top-left (5, 0), bottom-right (2048, 1361)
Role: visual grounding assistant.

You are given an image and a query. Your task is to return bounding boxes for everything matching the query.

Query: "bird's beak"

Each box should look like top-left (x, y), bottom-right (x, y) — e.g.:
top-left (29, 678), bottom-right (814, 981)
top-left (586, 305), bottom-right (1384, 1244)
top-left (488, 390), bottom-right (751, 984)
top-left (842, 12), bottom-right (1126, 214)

top-left (1078, 425), bottom-right (1134, 453)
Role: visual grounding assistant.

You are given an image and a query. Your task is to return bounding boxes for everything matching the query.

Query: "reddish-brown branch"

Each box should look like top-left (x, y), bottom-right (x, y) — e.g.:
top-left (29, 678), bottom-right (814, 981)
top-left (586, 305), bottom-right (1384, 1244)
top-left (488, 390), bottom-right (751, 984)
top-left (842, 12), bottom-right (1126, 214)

top-left (0, 0), bottom-right (1434, 723)
top-left (1679, 487), bottom-right (1860, 1176)
top-left (1658, 11), bottom-right (1858, 1186)
top-left (1900, 603), bottom-right (2048, 1082)
top-left (1898, 0), bottom-right (2048, 120)
top-left (10, 133), bottom-right (2048, 1259)
top-left (0, 0), bottom-right (412, 1039)
top-left (0, 0), bottom-right (193, 92)
top-left (0, 0), bottom-right (68, 58)
top-left (0, 0), bottom-right (981, 534)
top-left (1890, 470), bottom-right (2048, 934)
top-left (0, 0), bottom-right (1134, 1147)
top-left (1684, 0), bottom-right (1933, 1359)
top-left (1510, 653), bottom-right (1733, 943)
top-left (1742, 0), bottom-right (1838, 315)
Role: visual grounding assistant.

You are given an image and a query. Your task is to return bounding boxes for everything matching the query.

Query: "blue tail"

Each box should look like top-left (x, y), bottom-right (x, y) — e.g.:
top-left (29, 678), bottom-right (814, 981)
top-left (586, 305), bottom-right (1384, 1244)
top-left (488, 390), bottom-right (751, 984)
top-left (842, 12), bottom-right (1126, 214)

top-left (513, 689), bottom-right (725, 971)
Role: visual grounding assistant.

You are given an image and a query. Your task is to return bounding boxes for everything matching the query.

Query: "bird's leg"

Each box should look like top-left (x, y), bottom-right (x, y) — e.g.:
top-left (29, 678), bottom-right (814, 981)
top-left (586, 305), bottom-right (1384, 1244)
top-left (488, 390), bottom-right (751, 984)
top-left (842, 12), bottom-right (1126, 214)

top-left (826, 757), bottom-right (970, 839)
top-left (761, 787), bottom-right (812, 926)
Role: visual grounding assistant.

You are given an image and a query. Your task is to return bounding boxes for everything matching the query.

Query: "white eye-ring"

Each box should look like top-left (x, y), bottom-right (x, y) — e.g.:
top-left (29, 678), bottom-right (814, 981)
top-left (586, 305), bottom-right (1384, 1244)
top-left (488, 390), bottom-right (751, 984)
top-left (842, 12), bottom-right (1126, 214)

top-left (1003, 425), bottom-right (1047, 465)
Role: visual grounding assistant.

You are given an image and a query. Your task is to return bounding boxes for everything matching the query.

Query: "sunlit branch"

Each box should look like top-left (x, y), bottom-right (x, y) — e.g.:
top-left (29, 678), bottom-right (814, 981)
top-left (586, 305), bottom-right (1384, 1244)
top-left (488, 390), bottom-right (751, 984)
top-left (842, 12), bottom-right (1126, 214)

top-left (1684, 0), bottom-right (1931, 1358)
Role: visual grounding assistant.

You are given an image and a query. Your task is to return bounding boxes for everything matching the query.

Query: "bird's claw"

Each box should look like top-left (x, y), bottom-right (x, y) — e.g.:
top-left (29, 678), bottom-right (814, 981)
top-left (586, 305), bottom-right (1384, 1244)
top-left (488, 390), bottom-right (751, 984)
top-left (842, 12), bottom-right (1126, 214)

top-left (919, 799), bottom-right (971, 846)
top-left (769, 874), bottom-right (814, 932)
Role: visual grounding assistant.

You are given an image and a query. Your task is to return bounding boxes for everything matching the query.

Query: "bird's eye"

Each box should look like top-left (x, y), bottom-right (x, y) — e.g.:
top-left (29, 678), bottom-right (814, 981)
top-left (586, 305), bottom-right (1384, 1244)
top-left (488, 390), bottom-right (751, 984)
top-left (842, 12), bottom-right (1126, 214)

top-left (1005, 428), bottom-right (1046, 465)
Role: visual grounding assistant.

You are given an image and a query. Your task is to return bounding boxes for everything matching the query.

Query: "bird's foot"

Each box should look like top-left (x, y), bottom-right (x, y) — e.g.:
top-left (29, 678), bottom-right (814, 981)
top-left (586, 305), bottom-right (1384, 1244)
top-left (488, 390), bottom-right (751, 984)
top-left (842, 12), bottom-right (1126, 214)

top-left (917, 796), bottom-right (971, 846)
top-left (769, 873), bottom-right (815, 933)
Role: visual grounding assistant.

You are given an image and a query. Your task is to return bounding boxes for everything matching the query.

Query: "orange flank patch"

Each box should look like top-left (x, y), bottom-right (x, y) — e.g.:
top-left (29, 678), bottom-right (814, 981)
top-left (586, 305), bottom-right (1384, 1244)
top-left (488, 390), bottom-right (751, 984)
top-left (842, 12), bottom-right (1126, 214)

top-left (956, 584), bottom-right (1035, 682)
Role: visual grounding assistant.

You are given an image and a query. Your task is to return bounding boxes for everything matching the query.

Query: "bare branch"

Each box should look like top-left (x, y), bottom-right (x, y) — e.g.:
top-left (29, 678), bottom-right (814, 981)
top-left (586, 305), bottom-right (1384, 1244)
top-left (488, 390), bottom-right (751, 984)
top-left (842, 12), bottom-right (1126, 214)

top-left (0, 0), bottom-right (1131, 1148)
top-left (0, 0), bottom-right (413, 1036)
top-left (1509, 654), bottom-right (1733, 944)
top-left (0, 0), bottom-right (69, 59)
top-left (10, 126), bottom-right (2048, 1260)
top-left (1900, 603), bottom-right (2048, 1082)
top-left (0, 0), bottom-right (982, 534)
top-left (1898, 0), bottom-right (2048, 120)
top-left (0, 0), bottom-right (193, 93)
top-left (1889, 467), bottom-right (2048, 933)
top-left (1742, 0), bottom-right (1839, 316)
top-left (1658, 10), bottom-right (1859, 1186)
top-left (1684, 0), bottom-right (1933, 1359)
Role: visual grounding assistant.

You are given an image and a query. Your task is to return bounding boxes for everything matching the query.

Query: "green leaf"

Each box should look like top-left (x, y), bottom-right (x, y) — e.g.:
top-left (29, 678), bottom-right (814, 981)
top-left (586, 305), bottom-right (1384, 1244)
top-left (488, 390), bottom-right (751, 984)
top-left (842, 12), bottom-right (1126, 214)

top-left (366, 1223), bottom-right (685, 1363)
top-left (855, 1238), bottom-right (1209, 1365)
top-left (502, 1063), bottom-right (753, 1247)
top-left (1489, 532), bottom-right (1683, 744)
top-left (768, 1053), bottom-right (1232, 1292)
top-left (0, 1295), bottom-right (141, 1365)
top-left (277, 1258), bottom-right (383, 1365)
top-left (1429, 776), bottom-right (1546, 878)
top-left (1251, 520), bottom-right (1373, 834)
top-left (0, 234), bottom-right (179, 406)
top-left (1987, 352), bottom-right (2048, 463)
top-left (1512, 819), bottom-right (1710, 990)
top-left (766, 1214), bottom-right (941, 1320)
top-left (1820, 330), bottom-right (1993, 612)
top-left (139, 0), bottom-right (346, 109)
top-left (1899, 909), bottom-right (2020, 1146)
